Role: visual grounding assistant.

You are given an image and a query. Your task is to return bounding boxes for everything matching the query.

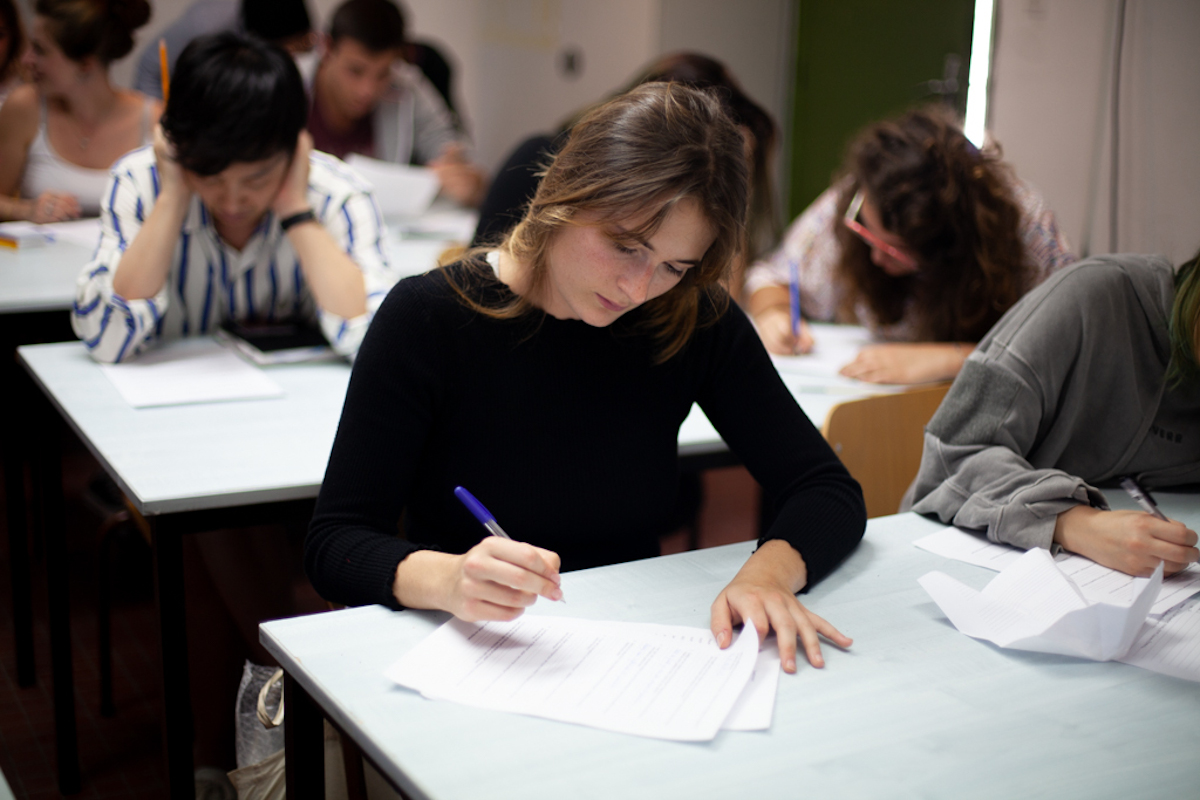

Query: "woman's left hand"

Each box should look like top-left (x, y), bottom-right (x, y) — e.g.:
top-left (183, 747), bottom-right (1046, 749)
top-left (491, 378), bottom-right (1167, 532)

top-left (710, 539), bottom-right (851, 673)
top-left (274, 130), bottom-right (314, 218)
top-left (839, 342), bottom-right (971, 384)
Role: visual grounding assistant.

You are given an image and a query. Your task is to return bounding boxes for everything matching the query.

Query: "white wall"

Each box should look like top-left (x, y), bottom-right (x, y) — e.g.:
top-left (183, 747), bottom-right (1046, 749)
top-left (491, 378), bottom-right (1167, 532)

top-left (989, 0), bottom-right (1200, 264)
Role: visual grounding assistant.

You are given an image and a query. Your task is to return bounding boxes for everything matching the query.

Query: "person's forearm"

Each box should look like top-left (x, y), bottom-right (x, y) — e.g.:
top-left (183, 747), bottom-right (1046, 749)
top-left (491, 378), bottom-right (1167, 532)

top-left (286, 220), bottom-right (368, 319)
top-left (111, 189), bottom-right (190, 299)
top-left (744, 539), bottom-right (809, 593)
top-left (746, 285), bottom-right (792, 319)
top-left (0, 195), bottom-right (33, 222)
top-left (393, 549), bottom-right (454, 610)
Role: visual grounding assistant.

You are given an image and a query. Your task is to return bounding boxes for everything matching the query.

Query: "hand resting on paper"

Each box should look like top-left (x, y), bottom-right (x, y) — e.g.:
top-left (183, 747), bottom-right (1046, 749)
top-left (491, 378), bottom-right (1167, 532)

top-left (1053, 505), bottom-right (1199, 577)
top-left (838, 342), bottom-right (971, 384)
top-left (393, 536), bottom-right (563, 621)
top-left (710, 539), bottom-right (851, 673)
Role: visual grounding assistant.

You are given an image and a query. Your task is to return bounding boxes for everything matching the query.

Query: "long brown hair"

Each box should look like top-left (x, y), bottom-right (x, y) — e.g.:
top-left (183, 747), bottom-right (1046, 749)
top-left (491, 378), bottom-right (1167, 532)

top-left (835, 106), bottom-right (1033, 342)
top-left (0, 0), bottom-right (24, 80)
top-left (451, 82), bottom-right (749, 362)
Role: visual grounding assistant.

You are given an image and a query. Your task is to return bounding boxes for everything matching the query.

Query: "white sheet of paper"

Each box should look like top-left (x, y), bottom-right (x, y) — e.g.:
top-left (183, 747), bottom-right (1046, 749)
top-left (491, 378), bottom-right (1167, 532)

top-left (721, 636), bottom-right (781, 731)
top-left (98, 339), bottom-right (283, 407)
top-left (39, 217), bottom-right (103, 248)
top-left (1118, 598), bottom-right (1200, 681)
top-left (345, 154), bottom-right (440, 218)
top-left (914, 527), bottom-right (1200, 616)
top-left (919, 548), bottom-right (1162, 661)
top-left (385, 615), bottom-right (761, 741)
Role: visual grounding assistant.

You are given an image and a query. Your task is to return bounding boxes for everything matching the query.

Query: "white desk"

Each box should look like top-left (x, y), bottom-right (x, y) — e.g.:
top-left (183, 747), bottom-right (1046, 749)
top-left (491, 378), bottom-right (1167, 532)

top-left (263, 497), bottom-right (1200, 800)
top-left (0, 240), bottom-right (91, 314)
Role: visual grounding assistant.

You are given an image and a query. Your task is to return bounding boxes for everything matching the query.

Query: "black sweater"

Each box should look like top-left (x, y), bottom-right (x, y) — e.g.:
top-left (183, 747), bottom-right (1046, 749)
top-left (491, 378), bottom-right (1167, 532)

top-left (306, 261), bottom-right (865, 609)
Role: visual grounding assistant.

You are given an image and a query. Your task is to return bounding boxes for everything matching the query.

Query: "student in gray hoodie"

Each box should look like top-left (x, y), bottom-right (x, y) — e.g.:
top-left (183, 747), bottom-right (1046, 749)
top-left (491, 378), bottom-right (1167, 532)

top-left (907, 251), bottom-right (1200, 576)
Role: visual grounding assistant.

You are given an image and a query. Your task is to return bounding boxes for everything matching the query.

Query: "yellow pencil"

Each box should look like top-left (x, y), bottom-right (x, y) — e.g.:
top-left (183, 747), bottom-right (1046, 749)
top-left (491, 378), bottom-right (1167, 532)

top-left (159, 39), bottom-right (170, 103)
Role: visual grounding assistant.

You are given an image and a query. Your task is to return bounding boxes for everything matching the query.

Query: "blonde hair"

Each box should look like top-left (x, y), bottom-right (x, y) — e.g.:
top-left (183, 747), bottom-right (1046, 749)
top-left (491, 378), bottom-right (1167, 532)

top-left (453, 82), bottom-right (748, 362)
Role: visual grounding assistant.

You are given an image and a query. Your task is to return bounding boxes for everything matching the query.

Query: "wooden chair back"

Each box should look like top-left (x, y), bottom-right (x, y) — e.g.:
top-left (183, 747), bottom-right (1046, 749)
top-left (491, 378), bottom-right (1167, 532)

top-left (821, 383), bottom-right (951, 518)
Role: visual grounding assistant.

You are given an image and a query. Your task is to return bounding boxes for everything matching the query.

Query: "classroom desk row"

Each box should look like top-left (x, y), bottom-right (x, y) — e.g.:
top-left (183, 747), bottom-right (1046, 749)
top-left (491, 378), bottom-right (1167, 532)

top-left (263, 496), bottom-right (1200, 800)
top-left (0, 209), bottom-right (476, 796)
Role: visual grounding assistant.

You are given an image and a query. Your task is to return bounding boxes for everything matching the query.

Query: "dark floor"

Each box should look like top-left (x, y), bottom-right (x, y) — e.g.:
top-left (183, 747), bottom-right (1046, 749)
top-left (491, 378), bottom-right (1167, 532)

top-left (0, 436), bottom-right (759, 799)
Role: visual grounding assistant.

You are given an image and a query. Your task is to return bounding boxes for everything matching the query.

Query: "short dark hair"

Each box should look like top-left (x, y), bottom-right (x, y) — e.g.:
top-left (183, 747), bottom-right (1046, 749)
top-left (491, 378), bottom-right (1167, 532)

top-left (328, 0), bottom-right (405, 53)
top-left (161, 32), bottom-right (306, 176)
top-left (241, 0), bottom-right (311, 45)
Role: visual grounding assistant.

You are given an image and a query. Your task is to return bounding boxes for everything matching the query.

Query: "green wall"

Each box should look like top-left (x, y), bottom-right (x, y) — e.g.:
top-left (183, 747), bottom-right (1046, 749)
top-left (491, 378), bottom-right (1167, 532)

top-left (789, 0), bottom-right (976, 219)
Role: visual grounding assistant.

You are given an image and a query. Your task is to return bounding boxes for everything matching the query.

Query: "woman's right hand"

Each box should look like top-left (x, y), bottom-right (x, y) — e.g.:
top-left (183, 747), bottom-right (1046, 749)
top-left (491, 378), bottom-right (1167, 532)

top-left (27, 191), bottom-right (81, 223)
top-left (754, 305), bottom-right (814, 355)
top-left (1053, 505), bottom-right (1199, 576)
top-left (394, 538), bottom-right (563, 622)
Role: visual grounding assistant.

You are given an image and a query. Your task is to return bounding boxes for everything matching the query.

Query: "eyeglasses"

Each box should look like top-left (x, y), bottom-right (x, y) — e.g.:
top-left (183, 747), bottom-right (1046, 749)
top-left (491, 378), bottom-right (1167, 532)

top-left (842, 190), bottom-right (919, 271)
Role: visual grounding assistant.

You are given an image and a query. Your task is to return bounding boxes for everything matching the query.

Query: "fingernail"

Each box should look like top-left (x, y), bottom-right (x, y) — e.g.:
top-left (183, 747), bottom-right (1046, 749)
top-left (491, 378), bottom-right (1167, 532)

top-left (785, 658), bottom-right (795, 672)
top-left (549, 587), bottom-right (563, 601)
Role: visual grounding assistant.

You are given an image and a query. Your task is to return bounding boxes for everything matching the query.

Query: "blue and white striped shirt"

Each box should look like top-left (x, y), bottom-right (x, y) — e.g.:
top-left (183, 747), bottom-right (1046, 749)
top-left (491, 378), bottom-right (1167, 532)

top-left (72, 146), bottom-right (396, 363)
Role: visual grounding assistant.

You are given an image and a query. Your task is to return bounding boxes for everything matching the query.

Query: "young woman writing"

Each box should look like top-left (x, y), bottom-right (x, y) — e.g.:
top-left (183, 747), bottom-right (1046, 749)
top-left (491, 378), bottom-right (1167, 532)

top-left (307, 83), bottom-right (866, 673)
top-left (745, 106), bottom-right (1075, 384)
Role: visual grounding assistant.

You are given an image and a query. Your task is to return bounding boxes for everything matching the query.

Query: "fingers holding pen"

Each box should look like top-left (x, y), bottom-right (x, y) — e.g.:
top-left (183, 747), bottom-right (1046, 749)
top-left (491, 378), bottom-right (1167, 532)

top-left (451, 537), bottom-right (563, 621)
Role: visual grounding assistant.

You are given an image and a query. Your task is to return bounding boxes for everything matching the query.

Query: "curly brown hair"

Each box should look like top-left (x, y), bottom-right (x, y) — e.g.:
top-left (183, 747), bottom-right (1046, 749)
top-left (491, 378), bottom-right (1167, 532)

top-left (450, 82), bottom-right (749, 363)
top-left (834, 106), bottom-right (1033, 342)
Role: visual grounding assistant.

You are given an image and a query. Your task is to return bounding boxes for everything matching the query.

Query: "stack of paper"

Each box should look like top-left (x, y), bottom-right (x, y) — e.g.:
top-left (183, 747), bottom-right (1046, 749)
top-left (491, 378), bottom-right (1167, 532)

top-left (386, 615), bottom-right (779, 741)
top-left (345, 154), bottom-right (440, 218)
top-left (919, 548), bottom-right (1162, 661)
top-left (99, 339), bottom-right (283, 407)
top-left (914, 527), bottom-right (1200, 616)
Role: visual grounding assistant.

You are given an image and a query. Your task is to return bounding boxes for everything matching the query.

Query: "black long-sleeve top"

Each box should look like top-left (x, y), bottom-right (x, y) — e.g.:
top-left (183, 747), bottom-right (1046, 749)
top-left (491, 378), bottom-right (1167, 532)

top-left (306, 261), bottom-right (865, 609)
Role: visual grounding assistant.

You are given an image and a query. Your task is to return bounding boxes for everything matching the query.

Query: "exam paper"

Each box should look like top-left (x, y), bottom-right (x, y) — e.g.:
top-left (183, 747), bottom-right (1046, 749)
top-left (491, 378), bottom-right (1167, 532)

top-left (721, 636), bottom-right (781, 732)
top-left (345, 154), bottom-right (440, 217)
top-left (0, 218), bottom-right (102, 248)
top-left (99, 339), bottom-right (283, 407)
top-left (1119, 598), bottom-right (1200, 681)
top-left (385, 615), bottom-right (761, 741)
top-left (913, 527), bottom-right (1200, 616)
top-left (919, 548), bottom-right (1162, 661)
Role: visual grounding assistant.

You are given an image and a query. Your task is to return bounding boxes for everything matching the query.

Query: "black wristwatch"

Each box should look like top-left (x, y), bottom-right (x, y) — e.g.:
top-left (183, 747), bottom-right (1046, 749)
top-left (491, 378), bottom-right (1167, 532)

top-left (279, 208), bottom-right (317, 232)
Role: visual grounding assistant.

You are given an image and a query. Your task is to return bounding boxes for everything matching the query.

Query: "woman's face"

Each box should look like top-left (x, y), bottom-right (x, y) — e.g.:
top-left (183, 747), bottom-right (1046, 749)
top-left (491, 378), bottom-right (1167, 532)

top-left (857, 195), bottom-right (921, 278)
top-left (22, 16), bottom-right (86, 94)
top-left (540, 197), bottom-right (716, 326)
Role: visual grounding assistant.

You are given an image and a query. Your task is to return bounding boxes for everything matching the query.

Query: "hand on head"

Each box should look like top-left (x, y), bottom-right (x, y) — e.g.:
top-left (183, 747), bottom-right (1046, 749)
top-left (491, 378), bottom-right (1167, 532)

top-left (710, 540), bottom-right (851, 673)
top-left (151, 123), bottom-right (190, 200)
top-left (1054, 505), bottom-right (1199, 577)
top-left (273, 130), bottom-right (313, 217)
top-left (28, 191), bottom-right (80, 224)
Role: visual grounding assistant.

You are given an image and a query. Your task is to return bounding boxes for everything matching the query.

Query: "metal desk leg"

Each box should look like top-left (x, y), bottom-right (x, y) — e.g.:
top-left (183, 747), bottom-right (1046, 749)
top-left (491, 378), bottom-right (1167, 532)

top-left (6, 353), bottom-right (35, 686)
top-left (285, 672), bottom-right (325, 800)
top-left (37, 404), bottom-right (81, 794)
top-left (5, 439), bottom-right (34, 686)
top-left (151, 517), bottom-right (194, 799)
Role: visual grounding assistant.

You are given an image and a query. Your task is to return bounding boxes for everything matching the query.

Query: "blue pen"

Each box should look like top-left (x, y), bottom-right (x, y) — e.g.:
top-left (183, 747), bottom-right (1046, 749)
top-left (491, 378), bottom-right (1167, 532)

top-left (454, 486), bottom-right (564, 602)
top-left (454, 486), bottom-right (513, 539)
top-left (788, 260), bottom-right (801, 340)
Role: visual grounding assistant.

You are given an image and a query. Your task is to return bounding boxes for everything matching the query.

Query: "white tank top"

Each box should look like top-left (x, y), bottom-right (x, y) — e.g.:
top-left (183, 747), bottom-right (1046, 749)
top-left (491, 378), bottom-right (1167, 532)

top-left (21, 97), bottom-right (152, 217)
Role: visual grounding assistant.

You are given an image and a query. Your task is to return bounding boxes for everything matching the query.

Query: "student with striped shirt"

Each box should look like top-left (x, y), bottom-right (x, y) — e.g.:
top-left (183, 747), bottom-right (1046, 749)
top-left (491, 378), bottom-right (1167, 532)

top-left (72, 30), bottom-right (393, 363)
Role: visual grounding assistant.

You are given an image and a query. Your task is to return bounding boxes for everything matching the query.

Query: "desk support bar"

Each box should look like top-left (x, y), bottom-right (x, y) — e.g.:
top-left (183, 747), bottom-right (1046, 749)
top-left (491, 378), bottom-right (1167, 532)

top-left (37, 395), bottom-right (81, 794)
top-left (151, 515), bottom-right (194, 799)
top-left (285, 672), bottom-right (325, 800)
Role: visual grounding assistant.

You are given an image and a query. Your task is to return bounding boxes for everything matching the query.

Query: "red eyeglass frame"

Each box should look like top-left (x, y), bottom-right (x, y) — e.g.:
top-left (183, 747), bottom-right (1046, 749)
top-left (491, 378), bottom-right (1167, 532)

top-left (842, 190), bottom-right (919, 271)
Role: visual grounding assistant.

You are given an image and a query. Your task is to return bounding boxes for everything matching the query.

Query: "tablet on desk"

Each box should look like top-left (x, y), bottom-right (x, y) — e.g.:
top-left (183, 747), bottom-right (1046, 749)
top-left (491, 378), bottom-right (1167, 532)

top-left (216, 321), bottom-right (340, 366)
